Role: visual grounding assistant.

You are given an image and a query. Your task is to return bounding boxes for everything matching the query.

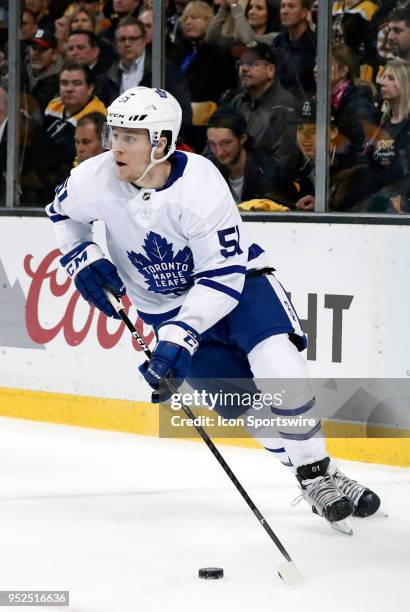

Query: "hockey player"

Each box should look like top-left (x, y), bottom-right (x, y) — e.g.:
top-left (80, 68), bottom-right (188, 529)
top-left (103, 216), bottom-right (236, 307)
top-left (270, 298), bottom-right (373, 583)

top-left (47, 87), bottom-right (380, 533)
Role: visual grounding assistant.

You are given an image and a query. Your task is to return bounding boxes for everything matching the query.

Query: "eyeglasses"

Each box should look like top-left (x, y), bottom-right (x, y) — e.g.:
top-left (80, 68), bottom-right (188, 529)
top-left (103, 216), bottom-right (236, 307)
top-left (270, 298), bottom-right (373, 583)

top-left (236, 59), bottom-right (269, 69)
top-left (116, 35), bottom-right (144, 44)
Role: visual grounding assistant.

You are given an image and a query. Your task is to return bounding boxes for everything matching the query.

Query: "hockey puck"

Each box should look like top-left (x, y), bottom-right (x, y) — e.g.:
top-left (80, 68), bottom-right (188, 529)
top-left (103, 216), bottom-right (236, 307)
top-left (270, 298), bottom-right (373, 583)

top-left (198, 567), bottom-right (224, 579)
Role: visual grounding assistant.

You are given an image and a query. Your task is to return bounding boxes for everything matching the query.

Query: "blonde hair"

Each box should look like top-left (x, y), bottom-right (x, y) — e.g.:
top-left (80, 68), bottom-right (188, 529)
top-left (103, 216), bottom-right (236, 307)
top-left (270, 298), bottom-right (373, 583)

top-left (181, 1), bottom-right (214, 27)
top-left (382, 58), bottom-right (410, 123)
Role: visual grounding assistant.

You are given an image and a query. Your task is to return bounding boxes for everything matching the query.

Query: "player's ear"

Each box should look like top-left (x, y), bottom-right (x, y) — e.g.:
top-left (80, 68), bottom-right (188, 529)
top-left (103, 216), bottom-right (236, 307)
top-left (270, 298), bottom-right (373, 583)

top-left (154, 134), bottom-right (169, 158)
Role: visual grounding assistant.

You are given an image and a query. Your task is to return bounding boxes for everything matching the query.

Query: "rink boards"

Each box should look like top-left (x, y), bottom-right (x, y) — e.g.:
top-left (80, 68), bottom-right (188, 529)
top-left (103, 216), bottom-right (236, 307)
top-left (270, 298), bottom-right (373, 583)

top-left (0, 215), bottom-right (409, 466)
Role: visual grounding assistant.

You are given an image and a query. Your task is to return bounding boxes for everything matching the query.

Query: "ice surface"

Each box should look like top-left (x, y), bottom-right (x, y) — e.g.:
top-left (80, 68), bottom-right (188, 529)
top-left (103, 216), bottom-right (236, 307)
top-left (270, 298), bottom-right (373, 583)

top-left (0, 417), bottom-right (408, 612)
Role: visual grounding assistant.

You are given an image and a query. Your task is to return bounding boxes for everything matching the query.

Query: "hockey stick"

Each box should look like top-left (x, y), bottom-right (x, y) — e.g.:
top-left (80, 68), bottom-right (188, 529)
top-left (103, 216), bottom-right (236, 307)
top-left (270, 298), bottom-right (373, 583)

top-left (105, 291), bottom-right (303, 585)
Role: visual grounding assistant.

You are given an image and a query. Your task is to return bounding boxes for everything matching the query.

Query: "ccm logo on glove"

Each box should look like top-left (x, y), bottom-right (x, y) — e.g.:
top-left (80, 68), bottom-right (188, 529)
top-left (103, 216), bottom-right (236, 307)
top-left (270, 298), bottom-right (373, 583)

top-left (60, 241), bottom-right (126, 319)
top-left (139, 322), bottom-right (200, 403)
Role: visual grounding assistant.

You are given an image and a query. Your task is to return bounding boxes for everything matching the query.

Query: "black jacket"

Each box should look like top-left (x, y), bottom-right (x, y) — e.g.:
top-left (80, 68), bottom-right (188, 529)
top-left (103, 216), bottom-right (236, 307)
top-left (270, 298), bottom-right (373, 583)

top-left (171, 38), bottom-right (237, 104)
top-left (332, 81), bottom-right (378, 166)
top-left (273, 28), bottom-right (317, 100)
top-left (228, 80), bottom-right (301, 173)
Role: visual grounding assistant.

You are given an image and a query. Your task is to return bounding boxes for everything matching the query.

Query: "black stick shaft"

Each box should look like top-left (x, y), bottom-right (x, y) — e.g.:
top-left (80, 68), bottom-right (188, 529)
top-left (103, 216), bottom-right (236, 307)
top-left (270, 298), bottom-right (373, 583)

top-left (118, 307), bottom-right (293, 563)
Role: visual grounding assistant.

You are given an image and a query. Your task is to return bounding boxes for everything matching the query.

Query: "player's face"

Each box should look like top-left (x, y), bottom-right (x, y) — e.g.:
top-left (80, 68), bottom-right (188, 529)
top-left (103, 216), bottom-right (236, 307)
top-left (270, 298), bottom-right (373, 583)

top-left (388, 21), bottom-right (410, 56)
top-left (75, 123), bottom-right (104, 163)
top-left (280, 0), bottom-right (308, 28)
top-left (296, 123), bottom-right (316, 159)
top-left (380, 69), bottom-right (400, 103)
top-left (207, 127), bottom-right (244, 166)
top-left (111, 127), bottom-right (153, 181)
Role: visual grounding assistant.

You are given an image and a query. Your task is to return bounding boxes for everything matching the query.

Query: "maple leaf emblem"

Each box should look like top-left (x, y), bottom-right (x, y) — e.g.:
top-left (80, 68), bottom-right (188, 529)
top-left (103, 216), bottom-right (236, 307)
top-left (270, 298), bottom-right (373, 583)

top-left (128, 231), bottom-right (194, 295)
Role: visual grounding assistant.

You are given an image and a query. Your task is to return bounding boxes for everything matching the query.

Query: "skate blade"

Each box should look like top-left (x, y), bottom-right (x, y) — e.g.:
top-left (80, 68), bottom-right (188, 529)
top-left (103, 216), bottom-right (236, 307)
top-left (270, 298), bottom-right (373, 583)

top-left (331, 518), bottom-right (353, 536)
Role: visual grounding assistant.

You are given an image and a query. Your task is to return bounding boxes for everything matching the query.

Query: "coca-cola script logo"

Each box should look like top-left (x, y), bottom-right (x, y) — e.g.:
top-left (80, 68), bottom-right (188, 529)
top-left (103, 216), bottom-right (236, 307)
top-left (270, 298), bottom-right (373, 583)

top-left (24, 249), bottom-right (155, 350)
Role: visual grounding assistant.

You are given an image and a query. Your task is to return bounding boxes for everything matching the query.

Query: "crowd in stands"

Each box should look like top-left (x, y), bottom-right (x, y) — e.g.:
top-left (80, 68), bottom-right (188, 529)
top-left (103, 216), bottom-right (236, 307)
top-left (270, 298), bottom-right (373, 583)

top-left (1, 0), bottom-right (410, 213)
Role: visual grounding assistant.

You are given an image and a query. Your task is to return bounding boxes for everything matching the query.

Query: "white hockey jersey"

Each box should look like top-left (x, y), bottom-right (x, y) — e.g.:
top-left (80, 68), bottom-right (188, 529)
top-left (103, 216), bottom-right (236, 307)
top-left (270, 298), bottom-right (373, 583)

top-left (47, 150), bottom-right (267, 333)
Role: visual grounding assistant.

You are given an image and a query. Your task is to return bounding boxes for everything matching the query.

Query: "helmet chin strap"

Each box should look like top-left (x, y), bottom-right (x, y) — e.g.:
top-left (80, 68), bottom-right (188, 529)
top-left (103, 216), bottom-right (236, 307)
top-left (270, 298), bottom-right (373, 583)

top-left (131, 144), bottom-right (173, 187)
top-left (131, 146), bottom-right (160, 186)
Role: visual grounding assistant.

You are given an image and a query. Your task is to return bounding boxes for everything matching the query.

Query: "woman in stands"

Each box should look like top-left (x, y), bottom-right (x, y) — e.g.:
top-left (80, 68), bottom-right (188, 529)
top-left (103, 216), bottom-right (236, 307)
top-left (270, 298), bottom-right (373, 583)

top-left (365, 58), bottom-right (410, 212)
top-left (206, 0), bottom-right (280, 47)
top-left (315, 44), bottom-right (378, 169)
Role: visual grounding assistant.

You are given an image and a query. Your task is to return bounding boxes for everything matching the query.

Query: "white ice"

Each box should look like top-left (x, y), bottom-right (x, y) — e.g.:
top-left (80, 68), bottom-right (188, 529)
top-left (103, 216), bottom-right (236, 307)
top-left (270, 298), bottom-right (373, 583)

top-left (0, 416), bottom-right (408, 612)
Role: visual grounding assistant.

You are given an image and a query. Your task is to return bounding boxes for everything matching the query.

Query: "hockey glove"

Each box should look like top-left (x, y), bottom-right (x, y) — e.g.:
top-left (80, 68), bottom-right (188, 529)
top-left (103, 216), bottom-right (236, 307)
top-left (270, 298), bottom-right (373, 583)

top-left (60, 241), bottom-right (126, 319)
top-left (139, 322), bottom-right (200, 403)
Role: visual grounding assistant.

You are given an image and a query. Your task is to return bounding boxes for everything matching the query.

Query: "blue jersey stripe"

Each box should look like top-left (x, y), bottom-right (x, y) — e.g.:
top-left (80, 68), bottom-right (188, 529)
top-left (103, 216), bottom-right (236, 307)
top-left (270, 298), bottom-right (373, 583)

top-left (194, 265), bottom-right (247, 280)
top-left (266, 447), bottom-right (286, 453)
top-left (197, 278), bottom-right (241, 301)
top-left (270, 398), bottom-right (315, 417)
top-left (49, 213), bottom-right (70, 223)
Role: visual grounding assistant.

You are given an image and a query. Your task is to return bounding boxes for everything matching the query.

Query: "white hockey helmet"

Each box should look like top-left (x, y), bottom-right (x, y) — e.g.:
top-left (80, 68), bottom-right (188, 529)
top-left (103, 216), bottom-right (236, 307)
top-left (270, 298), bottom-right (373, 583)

top-left (105, 86), bottom-right (182, 159)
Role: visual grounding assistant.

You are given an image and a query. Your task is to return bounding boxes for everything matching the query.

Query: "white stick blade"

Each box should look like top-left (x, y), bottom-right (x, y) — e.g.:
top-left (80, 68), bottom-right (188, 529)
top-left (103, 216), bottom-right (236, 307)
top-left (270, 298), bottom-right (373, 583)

top-left (277, 561), bottom-right (303, 585)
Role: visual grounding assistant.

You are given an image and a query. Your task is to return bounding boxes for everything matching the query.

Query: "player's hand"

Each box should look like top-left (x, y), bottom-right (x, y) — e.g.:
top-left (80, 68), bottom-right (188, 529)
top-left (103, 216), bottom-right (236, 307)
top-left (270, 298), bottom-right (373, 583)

top-left (138, 323), bottom-right (199, 403)
top-left (60, 242), bottom-right (126, 319)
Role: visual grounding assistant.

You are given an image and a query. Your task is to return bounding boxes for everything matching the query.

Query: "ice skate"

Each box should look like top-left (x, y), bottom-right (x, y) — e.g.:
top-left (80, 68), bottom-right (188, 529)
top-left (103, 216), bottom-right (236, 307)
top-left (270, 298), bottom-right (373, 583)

top-left (296, 458), bottom-right (354, 535)
top-left (331, 469), bottom-right (381, 518)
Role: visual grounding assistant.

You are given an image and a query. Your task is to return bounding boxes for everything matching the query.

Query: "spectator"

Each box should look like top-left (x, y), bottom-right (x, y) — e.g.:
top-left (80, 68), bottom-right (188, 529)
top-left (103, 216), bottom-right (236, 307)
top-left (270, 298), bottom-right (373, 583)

top-left (205, 105), bottom-right (297, 208)
top-left (387, 8), bottom-right (410, 62)
top-left (21, 9), bottom-right (39, 41)
top-left (66, 30), bottom-right (119, 105)
top-left (273, 0), bottom-right (316, 100)
top-left (293, 98), bottom-right (371, 211)
top-left (74, 111), bottom-right (105, 164)
top-left (139, 8), bottom-right (153, 44)
top-left (55, 6), bottom-right (97, 48)
top-left (0, 84), bottom-right (6, 204)
top-left (365, 58), bottom-right (410, 212)
top-left (42, 60), bottom-right (106, 183)
top-left (109, 16), bottom-right (147, 93)
top-left (66, 1), bottom-right (112, 33)
top-left (100, 0), bottom-right (142, 45)
top-left (314, 44), bottom-right (378, 167)
top-left (226, 41), bottom-right (300, 172)
top-left (332, 0), bottom-right (380, 82)
top-left (27, 29), bottom-right (62, 114)
top-left (172, 0), bottom-right (237, 103)
top-left (205, 0), bottom-right (280, 48)
top-left (108, 16), bottom-right (193, 137)
top-left (24, 0), bottom-right (54, 32)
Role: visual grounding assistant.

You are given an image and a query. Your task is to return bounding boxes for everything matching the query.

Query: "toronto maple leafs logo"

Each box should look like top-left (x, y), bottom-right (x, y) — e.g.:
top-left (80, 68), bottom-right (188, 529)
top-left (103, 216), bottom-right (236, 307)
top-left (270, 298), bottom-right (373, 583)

top-left (128, 231), bottom-right (194, 295)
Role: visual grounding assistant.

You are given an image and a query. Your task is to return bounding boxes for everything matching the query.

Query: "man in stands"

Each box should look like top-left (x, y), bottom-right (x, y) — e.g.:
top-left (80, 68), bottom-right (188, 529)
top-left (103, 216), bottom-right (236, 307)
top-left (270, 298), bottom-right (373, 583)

top-left (227, 41), bottom-right (301, 174)
top-left (387, 8), bottom-right (410, 61)
top-left (66, 30), bottom-right (118, 106)
top-left (74, 112), bottom-right (106, 165)
top-left (206, 106), bottom-right (297, 209)
top-left (273, 0), bottom-right (316, 99)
